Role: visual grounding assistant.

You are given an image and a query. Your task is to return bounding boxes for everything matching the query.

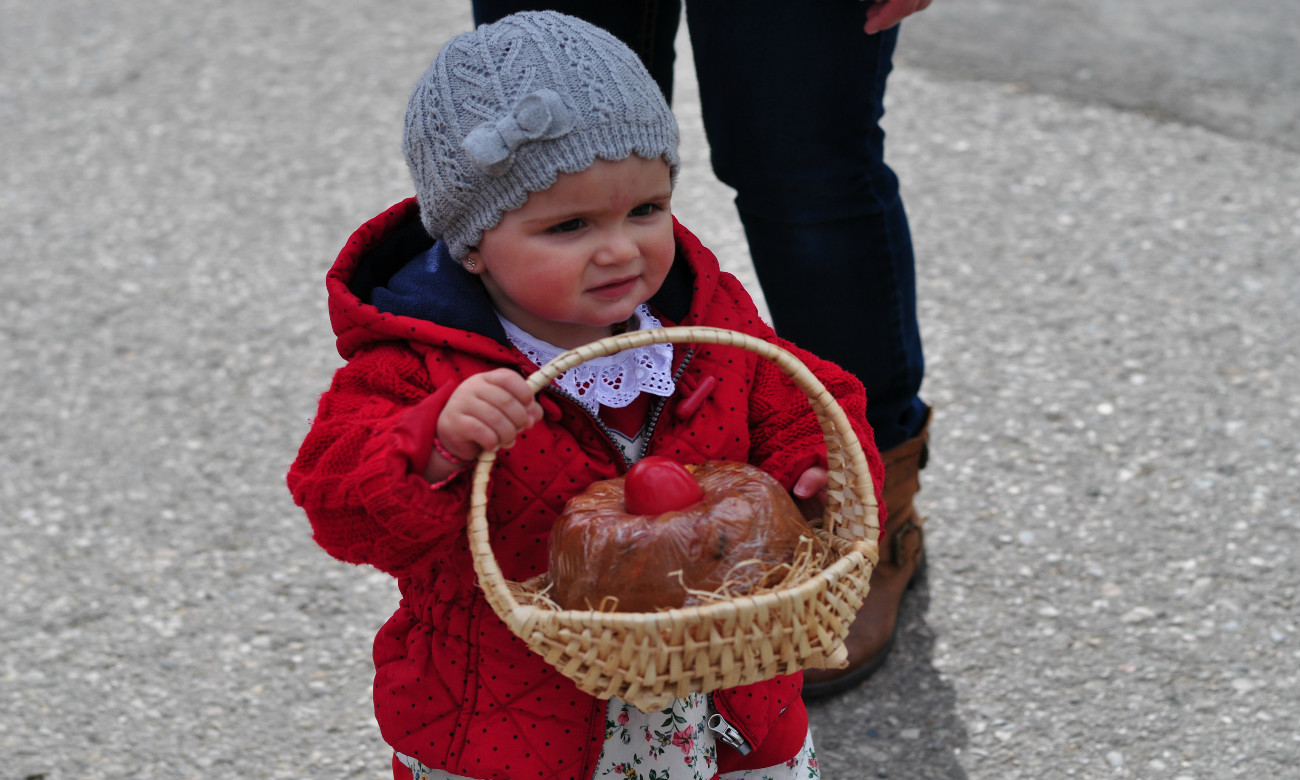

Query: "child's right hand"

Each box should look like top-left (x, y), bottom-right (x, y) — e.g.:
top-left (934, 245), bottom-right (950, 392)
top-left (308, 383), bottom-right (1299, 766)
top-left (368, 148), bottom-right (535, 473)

top-left (426, 369), bottom-right (543, 483)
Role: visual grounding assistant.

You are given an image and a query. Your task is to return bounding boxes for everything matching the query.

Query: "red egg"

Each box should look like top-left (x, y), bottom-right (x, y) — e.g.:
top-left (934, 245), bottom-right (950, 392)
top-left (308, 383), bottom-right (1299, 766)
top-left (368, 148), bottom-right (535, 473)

top-left (623, 456), bottom-right (704, 515)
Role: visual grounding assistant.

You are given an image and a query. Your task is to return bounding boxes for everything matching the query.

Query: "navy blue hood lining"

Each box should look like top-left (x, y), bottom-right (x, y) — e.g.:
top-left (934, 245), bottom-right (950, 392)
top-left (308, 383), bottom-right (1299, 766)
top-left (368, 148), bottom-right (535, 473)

top-left (373, 242), bottom-right (507, 341)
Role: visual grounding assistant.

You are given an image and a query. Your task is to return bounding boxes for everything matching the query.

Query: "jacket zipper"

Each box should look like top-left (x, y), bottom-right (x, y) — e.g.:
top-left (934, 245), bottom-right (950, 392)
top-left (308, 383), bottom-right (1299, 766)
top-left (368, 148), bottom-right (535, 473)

top-left (544, 347), bottom-right (696, 470)
top-left (640, 347), bottom-right (695, 462)
top-left (706, 707), bottom-right (752, 755)
top-left (546, 386), bottom-right (635, 470)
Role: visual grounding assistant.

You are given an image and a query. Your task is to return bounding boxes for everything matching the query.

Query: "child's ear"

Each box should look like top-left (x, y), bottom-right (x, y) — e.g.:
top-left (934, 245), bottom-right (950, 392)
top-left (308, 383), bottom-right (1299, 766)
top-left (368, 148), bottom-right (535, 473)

top-left (463, 249), bottom-right (482, 273)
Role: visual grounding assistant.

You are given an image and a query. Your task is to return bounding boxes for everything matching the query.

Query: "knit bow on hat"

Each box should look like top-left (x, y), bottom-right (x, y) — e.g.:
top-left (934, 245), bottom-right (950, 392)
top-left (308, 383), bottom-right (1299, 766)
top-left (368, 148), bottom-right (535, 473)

top-left (462, 89), bottom-right (574, 176)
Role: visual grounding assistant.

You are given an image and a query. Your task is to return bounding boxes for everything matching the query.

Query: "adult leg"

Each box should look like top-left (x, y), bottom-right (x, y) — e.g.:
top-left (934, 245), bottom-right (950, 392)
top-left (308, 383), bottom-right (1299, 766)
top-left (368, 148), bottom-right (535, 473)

top-left (686, 0), bottom-right (930, 694)
top-left (471, 0), bottom-right (682, 101)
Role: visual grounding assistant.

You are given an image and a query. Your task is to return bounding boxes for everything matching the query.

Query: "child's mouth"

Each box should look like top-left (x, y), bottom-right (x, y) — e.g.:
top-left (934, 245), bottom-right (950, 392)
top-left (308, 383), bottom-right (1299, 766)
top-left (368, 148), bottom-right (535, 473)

top-left (589, 277), bottom-right (638, 299)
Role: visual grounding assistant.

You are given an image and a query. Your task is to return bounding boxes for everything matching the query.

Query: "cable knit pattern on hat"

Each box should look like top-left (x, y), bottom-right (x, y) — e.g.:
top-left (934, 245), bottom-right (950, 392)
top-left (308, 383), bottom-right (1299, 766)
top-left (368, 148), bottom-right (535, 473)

top-left (402, 11), bottom-right (681, 260)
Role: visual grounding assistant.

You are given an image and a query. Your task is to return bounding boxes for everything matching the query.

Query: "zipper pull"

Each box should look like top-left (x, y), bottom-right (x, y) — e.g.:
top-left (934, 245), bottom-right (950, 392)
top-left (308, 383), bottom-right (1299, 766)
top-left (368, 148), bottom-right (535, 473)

top-left (707, 713), bottom-right (752, 755)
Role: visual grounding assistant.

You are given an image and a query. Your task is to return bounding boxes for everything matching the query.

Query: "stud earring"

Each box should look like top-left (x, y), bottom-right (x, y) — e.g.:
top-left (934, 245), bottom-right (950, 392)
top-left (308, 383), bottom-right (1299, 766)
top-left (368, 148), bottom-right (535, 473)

top-left (464, 257), bottom-right (477, 271)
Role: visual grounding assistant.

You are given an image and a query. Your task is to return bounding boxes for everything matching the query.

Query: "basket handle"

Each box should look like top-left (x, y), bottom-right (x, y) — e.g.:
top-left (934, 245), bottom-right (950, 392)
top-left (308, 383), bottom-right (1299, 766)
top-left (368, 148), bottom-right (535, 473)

top-left (467, 326), bottom-right (878, 622)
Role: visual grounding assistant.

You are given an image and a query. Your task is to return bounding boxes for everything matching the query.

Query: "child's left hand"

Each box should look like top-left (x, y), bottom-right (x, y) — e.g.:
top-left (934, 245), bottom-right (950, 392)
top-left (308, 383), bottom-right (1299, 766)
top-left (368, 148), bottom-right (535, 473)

top-left (792, 465), bottom-right (828, 522)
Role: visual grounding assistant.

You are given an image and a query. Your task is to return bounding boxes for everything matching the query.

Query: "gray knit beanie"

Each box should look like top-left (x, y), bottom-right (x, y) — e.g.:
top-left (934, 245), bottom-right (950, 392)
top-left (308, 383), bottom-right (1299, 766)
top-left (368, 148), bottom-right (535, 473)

top-left (402, 11), bottom-right (681, 260)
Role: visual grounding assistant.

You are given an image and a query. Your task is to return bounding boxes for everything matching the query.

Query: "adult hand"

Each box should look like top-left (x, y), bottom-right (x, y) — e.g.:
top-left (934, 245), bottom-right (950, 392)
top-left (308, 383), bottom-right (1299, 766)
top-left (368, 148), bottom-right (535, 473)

top-left (863, 0), bottom-right (933, 35)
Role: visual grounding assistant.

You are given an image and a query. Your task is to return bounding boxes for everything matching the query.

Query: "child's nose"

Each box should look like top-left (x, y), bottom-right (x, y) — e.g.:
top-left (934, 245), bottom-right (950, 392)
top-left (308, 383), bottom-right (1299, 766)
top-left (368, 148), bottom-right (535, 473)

top-left (593, 227), bottom-right (639, 265)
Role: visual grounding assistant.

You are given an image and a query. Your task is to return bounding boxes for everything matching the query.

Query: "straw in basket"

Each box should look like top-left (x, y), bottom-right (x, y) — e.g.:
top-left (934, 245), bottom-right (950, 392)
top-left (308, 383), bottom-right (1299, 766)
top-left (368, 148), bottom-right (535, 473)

top-left (467, 326), bottom-right (880, 712)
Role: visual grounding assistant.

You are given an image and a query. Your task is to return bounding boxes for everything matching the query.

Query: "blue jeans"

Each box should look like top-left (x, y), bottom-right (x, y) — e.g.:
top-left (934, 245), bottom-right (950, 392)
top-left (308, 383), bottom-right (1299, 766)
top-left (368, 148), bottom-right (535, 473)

top-left (472, 1), bottom-right (927, 450)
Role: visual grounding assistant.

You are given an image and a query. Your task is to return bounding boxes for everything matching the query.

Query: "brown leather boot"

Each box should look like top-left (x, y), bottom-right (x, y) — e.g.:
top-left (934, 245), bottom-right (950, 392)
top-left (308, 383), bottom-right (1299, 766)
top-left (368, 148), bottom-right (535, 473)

top-left (803, 406), bottom-right (931, 699)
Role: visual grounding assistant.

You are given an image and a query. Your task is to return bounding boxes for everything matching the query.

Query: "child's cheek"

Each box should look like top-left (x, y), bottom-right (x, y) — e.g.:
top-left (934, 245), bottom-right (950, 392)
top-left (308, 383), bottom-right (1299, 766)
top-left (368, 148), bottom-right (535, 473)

top-left (517, 269), bottom-right (578, 315)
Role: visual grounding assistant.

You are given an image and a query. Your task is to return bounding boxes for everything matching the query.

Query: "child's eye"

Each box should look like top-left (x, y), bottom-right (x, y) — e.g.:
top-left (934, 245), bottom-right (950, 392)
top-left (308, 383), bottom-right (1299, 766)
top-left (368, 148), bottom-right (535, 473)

top-left (548, 218), bottom-right (585, 234)
top-left (629, 203), bottom-right (662, 218)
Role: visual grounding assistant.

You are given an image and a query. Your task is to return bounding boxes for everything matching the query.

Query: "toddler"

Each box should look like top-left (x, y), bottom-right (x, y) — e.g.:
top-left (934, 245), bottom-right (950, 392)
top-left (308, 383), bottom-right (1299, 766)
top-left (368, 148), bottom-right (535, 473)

top-left (288, 11), bottom-right (884, 779)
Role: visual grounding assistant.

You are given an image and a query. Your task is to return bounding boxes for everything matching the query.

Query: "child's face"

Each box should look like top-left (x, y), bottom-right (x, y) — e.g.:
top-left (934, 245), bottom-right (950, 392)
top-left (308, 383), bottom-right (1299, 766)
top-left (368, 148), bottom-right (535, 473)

top-left (467, 157), bottom-right (675, 349)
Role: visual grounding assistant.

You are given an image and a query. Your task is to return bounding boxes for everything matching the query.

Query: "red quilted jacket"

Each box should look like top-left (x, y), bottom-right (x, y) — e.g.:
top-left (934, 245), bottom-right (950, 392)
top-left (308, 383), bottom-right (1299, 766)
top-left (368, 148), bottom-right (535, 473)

top-left (287, 199), bottom-right (885, 779)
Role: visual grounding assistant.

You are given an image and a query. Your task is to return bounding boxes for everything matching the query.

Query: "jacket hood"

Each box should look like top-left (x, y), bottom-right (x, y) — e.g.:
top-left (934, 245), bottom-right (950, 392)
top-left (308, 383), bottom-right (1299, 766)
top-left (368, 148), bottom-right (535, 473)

top-left (326, 198), bottom-right (707, 363)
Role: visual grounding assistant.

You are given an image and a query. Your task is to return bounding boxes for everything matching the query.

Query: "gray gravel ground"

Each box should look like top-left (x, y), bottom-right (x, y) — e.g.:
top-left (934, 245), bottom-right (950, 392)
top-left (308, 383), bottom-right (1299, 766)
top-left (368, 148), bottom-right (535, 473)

top-left (2, 1), bottom-right (1297, 779)
top-left (899, 0), bottom-right (1300, 153)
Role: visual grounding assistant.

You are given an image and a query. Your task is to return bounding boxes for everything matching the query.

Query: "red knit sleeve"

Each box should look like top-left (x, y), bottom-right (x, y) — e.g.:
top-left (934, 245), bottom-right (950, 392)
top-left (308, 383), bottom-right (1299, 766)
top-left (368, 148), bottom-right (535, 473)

top-left (713, 275), bottom-right (885, 526)
top-left (749, 335), bottom-right (882, 502)
top-left (286, 344), bottom-right (473, 576)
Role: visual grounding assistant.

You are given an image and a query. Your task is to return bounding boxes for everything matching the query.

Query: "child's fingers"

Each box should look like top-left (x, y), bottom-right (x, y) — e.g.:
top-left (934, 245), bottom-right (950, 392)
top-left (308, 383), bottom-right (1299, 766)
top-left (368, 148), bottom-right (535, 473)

top-left (792, 465), bottom-right (829, 499)
top-left (477, 370), bottom-right (544, 425)
top-left (440, 371), bottom-right (543, 457)
top-left (470, 388), bottom-right (541, 436)
top-left (481, 369), bottom-right (543, 407)
top-left (793, 466), bottom-right (830, 524)
top-left (458, 412), bottom-right (524, 454)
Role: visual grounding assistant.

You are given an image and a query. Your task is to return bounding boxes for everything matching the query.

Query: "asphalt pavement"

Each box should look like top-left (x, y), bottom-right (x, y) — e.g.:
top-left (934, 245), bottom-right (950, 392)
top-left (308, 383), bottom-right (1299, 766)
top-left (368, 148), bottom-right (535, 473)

top-left (2, 1), bottom-right (1297, 779)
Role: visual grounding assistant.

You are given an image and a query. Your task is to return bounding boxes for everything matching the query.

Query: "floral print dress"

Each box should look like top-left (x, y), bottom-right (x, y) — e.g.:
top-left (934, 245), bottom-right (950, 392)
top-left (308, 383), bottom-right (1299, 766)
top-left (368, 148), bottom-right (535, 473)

top-left (397, 693), bottom-right (818, 780)
top-left (595, 694), bottom-right (819, 780)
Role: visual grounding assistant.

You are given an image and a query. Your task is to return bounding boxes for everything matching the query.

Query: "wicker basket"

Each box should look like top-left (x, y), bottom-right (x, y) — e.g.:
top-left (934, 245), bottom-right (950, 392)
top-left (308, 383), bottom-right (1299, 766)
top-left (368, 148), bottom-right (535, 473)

top-left (467, 326), bottom-right (879, 711)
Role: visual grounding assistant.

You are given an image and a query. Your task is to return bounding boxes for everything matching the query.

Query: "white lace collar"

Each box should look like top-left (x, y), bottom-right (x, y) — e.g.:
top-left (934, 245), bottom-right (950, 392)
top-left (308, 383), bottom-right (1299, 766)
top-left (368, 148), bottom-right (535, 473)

top-left (497, 305), bottom-right (676, 415)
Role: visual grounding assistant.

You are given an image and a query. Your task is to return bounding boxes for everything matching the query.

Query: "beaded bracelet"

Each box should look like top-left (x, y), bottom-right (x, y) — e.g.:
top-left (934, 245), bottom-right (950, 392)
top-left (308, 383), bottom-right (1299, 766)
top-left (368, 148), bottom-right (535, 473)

top-left (433, 436), bottom-right (472, 468)
top-left (427, 472), bottom-right (463, 491)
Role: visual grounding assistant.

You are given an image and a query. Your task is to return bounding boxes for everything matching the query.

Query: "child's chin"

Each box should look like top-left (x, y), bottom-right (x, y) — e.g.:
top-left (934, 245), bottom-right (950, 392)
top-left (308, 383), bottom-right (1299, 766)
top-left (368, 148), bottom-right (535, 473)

top-left (604, 306), bottom-right (641, 329)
